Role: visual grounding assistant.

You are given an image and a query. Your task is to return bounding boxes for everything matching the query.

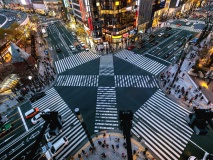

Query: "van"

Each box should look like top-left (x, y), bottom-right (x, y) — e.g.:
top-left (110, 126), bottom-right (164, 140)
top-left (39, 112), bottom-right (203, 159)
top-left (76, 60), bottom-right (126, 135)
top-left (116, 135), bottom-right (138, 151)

top-left (45, 137), bottom-right (69, 159)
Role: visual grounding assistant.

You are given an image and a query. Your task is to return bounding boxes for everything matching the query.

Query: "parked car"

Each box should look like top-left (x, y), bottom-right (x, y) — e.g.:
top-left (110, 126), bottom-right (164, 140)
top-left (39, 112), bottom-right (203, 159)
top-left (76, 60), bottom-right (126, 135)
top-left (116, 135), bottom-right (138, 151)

top-left (31, 108), bottom-right (50, 124)
top-left (71, 32), bottom-right (76, 36)
top-left (189, 38), bottom-right (199, 44)
top-left (186, 34), bottom-right (193, 40)
top-left (25, 108), bottom-right (39, 119)
top-left (127, 45), bottom-right (135, 50)
top-left (80, 42), bottom-right (85, 47)
top-left (0, 123), bottom-right (12, 137)
top-left (85, 48), bottom-right (89, 51)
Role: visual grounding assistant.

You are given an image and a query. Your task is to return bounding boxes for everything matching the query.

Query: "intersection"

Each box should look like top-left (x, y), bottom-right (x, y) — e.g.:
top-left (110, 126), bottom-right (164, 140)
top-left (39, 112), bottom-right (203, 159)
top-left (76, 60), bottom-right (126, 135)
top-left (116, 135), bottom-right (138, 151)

top-left (0, 17), bottom-right (212, 160)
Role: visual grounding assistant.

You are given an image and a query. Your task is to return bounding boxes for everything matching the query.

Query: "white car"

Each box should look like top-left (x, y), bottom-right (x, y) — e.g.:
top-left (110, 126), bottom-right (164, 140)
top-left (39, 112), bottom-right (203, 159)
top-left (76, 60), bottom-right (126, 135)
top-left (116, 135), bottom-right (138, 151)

top-left (31, 108), bottom-right (50, 124)
top-left (184, 19), bottom-right (188, 22)
top-left (44, 131), bottom-right (57, 142)
top-left (85, 48), bottom-right (89, 51)
top-left (186, 22), bottom-right (191, 25)
top-left (71, 32), bottom-right (76, 36)
top-left (69, 45), bottom-right (76, 51)
top-left (77, 37), bottom-right (81, 41)
top-left (80, 42), bottom-right (85, 47)
top-left (158, 33), bottom-right (164, 37)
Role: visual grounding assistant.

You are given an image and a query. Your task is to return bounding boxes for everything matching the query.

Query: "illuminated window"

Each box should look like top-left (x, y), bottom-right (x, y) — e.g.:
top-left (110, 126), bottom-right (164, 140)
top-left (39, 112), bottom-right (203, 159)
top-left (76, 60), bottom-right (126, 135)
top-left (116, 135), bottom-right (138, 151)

top-left (96, 2), bottom-right (100, 6)
top-left (115, 1), bottom-right (119, 6)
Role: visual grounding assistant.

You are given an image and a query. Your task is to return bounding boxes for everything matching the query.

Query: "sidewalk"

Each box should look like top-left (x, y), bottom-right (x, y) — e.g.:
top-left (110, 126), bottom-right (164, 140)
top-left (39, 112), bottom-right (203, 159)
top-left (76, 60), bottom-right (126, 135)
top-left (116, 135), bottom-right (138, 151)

top-left (71, 131), bottom-right (156, 160)
top-left (159, 33), bottom-right (213, 112)
top-left (0, 32), bottom-right (57, 115)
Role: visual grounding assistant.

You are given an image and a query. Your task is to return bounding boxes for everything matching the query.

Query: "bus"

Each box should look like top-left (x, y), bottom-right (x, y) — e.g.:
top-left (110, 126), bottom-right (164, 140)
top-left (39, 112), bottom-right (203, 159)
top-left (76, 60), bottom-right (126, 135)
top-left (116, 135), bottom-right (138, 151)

top-left (41, 28), bottom-right (48, 38)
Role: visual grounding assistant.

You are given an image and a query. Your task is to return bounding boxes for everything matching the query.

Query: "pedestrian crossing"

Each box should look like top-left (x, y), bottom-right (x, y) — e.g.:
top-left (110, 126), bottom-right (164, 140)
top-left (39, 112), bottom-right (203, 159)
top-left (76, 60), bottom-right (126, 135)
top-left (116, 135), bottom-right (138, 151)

top-left (55, 51), bottom-right (100, 74)
top-left (115, 50), bottom-right (167, 75)
top-left (55, 75), bottom-right (99, 87)
top-left (99, 54), bottom-right (114, 76)
top-left (94, 87), bottom-right (119, 133)
top-left (169, 24), bottom-right (202, 33)
top-left (115, 75), bottom-right (158, 88)
top-left (31, 88), bottom-right (87, 160)
top-left (131, 89), bottom-right (193, 160)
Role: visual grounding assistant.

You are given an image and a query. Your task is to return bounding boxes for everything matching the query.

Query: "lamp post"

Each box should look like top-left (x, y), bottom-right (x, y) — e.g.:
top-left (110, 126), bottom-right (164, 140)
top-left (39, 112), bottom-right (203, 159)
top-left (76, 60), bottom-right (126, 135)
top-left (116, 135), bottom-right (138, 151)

top-left (74, 108), bottom-right (94, 148)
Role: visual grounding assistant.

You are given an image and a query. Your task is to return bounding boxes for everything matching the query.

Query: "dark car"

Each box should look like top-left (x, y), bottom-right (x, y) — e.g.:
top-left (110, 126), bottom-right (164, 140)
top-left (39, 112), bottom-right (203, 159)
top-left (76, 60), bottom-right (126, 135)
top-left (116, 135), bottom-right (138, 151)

top-left (56, 48), bottom-right (61, 52)
top-left (166, 27), bottom-right (172, 31)
top-left (177, 42), bottom-right (183, 47)
top-left (164, 34), bottom-right (171, 38)
top-left (30, 92), bottom-right (46, 103)
top-left (149, 34), bottom-right (155, 38)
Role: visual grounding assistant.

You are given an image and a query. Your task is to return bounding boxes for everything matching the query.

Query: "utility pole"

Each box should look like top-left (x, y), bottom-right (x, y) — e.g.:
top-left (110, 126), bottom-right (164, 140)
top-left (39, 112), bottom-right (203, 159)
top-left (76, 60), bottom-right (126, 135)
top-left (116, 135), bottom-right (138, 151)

top-left (119, 110), bottom-right (133, 160)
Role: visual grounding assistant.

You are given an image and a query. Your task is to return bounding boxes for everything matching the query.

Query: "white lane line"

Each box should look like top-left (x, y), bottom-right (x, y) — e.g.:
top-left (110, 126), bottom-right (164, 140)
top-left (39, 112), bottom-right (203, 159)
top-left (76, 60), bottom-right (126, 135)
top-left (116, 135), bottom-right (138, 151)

top-left (17, 107), bottom-right (28, 132)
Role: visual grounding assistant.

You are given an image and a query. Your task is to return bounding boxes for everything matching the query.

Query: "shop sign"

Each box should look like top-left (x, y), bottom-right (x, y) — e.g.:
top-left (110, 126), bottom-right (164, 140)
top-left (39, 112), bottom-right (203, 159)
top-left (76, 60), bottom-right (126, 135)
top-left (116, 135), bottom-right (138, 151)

top-left (112, 35), bottom-right (122, 39)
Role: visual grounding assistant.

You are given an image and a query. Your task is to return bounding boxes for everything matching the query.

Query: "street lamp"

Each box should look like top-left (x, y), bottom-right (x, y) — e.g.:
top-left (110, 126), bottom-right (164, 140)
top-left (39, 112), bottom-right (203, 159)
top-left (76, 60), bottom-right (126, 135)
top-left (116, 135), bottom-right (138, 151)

top-left (28, 76), bottom-right (32, 80)
top-left (74, 108), bottom-right (94, 148)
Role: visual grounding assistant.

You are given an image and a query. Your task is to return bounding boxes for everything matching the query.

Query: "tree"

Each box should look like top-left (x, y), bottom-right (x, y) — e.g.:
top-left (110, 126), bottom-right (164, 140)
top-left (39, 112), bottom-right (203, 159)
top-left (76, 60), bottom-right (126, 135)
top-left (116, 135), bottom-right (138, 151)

top-left (76, 27), bottom-right (87, 37)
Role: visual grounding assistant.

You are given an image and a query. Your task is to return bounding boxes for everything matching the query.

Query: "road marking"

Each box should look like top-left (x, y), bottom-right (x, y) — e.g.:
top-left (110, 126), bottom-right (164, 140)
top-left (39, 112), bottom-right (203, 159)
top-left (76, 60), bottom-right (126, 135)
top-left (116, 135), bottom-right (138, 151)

top-left (145, 53), bottom-right (171, 64)
top-left (189, 140), bottom-right (207, 153)
top-left (17, 107), bottom-right (28, 132)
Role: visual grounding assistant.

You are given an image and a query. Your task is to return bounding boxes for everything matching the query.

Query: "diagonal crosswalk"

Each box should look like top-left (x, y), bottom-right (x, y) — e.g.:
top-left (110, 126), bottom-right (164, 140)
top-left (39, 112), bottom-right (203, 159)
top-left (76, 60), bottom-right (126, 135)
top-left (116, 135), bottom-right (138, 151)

top-left (55, 75), bottom-right (99, 87)
top-left (99, 54), bottom-right (114, 76)
top-left (31, 88), bottom-right (87, 160)
top-left (55, 51), bottom-right (100, 74)
top-left (115, 50), bottom-right (167, 75)
top-left (94, 87), bottom-right (119, 133)
top-left (115, 75), bottom-right (158, 88)
top-left (131, 89), bottom-right (193, 160)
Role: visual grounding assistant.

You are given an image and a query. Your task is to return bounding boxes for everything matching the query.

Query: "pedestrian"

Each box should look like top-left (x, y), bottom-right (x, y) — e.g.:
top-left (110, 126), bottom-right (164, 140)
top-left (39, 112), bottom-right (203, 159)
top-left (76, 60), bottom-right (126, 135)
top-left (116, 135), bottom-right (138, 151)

top-left (103, 140), bottom-right (106, 144)
top-left (182, 73), bottom-right (185, 77)
top-left (198, 86), bottom-right (202, 91)
top-left (200, 96), bottom-right (204, 100)
top-left (172, 73), bottom-right (175, 77)
top-left (199, 93), bottom-right (202, 97)
top-left (188, 62), bottom-right (191, 66)
top-left (116, 144), bottom-right (119, 149)
top-left (103, 133), bottom-right (106, 137)
top-left (112, 144), bottom-right (114, 149)
top-left (207, 101), bottom-right (211, 105)
top-left (175, 90), bottom-right (177, 94)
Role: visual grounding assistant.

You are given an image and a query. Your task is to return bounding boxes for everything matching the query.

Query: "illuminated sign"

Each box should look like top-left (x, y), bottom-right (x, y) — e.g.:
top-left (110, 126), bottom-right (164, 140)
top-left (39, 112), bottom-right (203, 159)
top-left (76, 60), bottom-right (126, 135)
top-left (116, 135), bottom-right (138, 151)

top-left (112, 35), bottom-right (122, 39)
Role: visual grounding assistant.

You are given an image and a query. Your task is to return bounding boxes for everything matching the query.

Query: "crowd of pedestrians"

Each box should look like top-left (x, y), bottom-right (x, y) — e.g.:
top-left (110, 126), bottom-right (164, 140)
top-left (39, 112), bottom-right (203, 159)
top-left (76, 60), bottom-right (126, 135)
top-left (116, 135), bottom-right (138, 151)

top-left (71, 132), bottom-right (156, 160)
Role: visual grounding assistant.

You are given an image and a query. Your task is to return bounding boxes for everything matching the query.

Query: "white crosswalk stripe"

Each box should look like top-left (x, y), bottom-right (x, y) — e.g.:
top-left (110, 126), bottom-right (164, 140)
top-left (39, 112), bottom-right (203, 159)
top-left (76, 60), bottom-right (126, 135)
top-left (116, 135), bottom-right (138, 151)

top-left (169, 24), bottom-right (202, 33)
top-left (55, 51), bottom-right (100, 74)
top-left (99, 54), bottom-right (114, 76)
top-left (115, 75), bottom-right (158, 88)
top-left (115, 50), bottom-right (167, 75)
top-left (131, 89), bottom-right (193, 160)
top-left (31, 88), bottom-right (87, 160)
top-left (94, 87), bottom-right (119, 133)
top-left (55, 75), bottom-right (99, 87)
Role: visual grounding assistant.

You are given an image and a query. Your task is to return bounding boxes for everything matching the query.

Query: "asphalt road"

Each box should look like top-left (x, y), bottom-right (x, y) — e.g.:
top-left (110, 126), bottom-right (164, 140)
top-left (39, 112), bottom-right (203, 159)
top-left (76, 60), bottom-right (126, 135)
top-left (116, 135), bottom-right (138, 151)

top-left (1, 15), bottom-right (212, 160)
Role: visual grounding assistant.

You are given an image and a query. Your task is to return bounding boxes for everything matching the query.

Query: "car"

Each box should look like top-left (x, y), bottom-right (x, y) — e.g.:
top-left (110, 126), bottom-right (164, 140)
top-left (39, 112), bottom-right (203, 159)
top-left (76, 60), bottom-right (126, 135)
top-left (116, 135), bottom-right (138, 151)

top-left (165, 27), bottom-right (172, 31)
top-left (0, 115), bottom-right (8, 125)
top-left (164, 33), bottom-right (171, 37)
top-left (71, 32), bottom-right (76, 36)
top-left (77, 37), bottom-right (81, 42)
top-left (31, 108), bottom-right (50, 124)
top-left (76, 45), bottom-right (81, 50)
top-left (25, 108), bottom-right (39, 119)
top-left (186, 34), bottom-right (193, 40)
top-left (127, 45), bottom-right (135, 50)
top-left (189, 38), bottom-right (199, 44)
top-left (186, 22), bottom-right (191, 26)
top-left (56, 48), bottom-right (61, 52)
top-left (173, 47), bottom-right (179, 51)
top-left (69, 45), bottom-right (76, 51)
top-left (177, 42), bottom-right (183, 47)
top-left (176, 23), bottom-right (181, 27)
top-left (184, 19), bottom-right (188, 22)
top-left (165, 51), bottom-right (173, 58)
top-left (158, 33), bottom-right (164, 37)
top-left (149, 34), bottom-right (155, 38)
top-left (0, 123), bottom-right (12, 137)
top-left (80, 42), bottom-right (85, 47)
top-left (45, 137), bottom-right (69, 159)
top-left (30, 92), bottom-right (46, 103)
top-left (85, 48), bottom-right (89, 51)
